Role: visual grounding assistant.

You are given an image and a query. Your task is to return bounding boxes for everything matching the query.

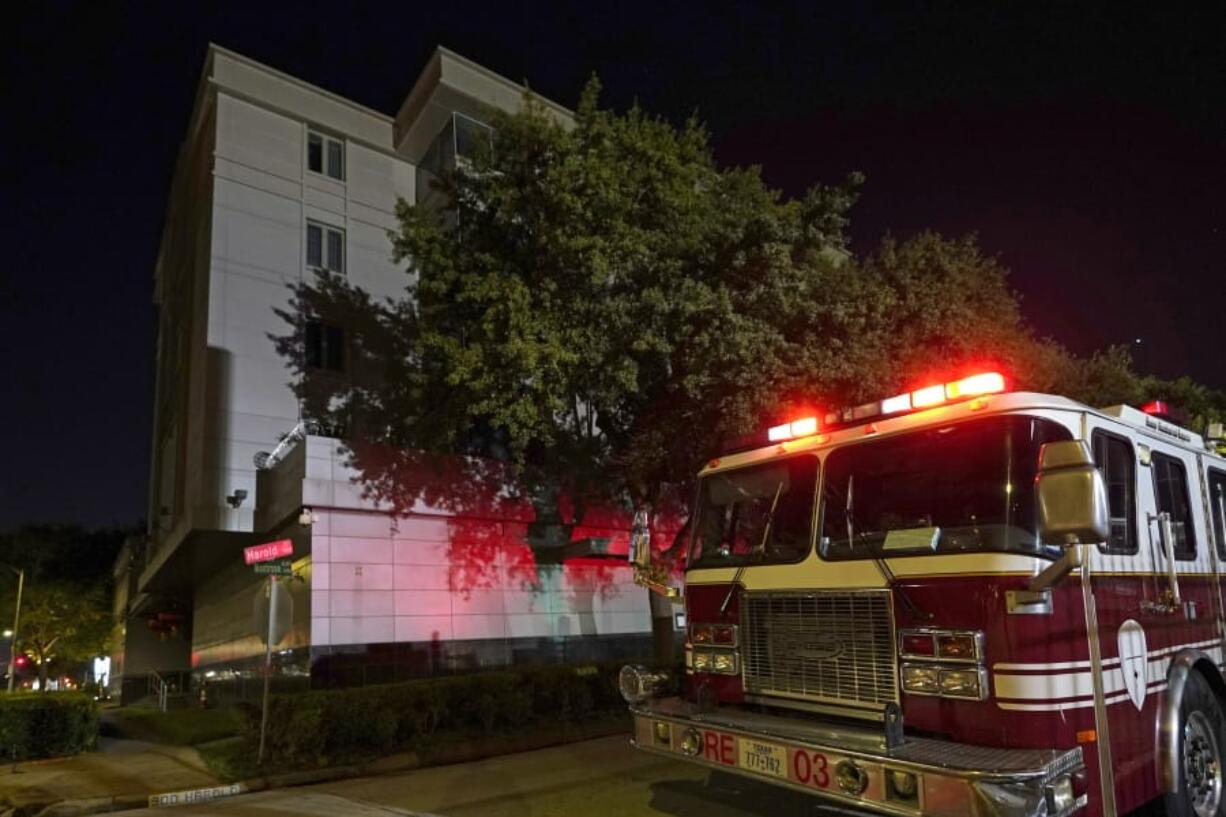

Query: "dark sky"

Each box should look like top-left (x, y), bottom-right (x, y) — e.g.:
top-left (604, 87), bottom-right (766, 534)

top-left (4, 2), bottom-right (1224, 531)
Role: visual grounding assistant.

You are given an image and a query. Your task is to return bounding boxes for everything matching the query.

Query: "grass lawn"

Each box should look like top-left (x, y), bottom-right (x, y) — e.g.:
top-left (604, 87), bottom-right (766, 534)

top-left (103, 707), bottom-right (243, 746)
top-left (197, 711), bottom-right (632, 783)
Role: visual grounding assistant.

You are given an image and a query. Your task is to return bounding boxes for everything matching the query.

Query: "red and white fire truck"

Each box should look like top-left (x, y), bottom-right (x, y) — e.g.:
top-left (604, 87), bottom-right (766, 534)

top-left (621, 372), bottom-right (1226, 817)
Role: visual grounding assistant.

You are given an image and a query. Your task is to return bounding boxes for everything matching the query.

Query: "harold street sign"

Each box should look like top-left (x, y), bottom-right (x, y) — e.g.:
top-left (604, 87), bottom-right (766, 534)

top-left (244, 539), bottom-right (293, 565)
top-left (253, 559), bottom-right (292, 576)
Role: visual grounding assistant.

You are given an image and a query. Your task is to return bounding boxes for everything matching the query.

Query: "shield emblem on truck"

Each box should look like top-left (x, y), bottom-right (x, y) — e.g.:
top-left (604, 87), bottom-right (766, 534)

top-left (1117, 619), bottom-right (1148, 711)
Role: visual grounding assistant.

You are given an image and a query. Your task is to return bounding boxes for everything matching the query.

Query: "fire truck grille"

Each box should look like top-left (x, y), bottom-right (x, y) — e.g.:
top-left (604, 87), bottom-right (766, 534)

top-left (741, 590), bottom-right (898, 710)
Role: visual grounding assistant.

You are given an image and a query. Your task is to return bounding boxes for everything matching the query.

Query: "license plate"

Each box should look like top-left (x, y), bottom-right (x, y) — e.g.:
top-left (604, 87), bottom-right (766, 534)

top-left (739, 738), bottom-right (787, 778)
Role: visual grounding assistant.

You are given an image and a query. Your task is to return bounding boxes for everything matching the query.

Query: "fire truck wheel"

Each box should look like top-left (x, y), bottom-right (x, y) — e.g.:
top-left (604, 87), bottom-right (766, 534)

top-left (1165, 670), bottom-right (1226, 817)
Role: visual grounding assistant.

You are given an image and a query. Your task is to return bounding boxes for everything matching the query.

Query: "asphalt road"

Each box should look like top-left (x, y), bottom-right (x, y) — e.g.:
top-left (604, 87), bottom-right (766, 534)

top-left (111, 735), bottom-right (866, 817)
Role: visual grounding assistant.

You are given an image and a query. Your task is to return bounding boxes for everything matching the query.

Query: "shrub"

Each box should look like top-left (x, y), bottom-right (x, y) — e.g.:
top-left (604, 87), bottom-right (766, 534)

top-left (0, 693), bottom-right (98, 761)
top-left (242, 660), bottom-right (660, 767)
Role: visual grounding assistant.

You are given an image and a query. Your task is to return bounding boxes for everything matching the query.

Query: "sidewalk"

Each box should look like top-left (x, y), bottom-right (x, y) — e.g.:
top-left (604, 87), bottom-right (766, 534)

top-left (1, 737), bottom-right (218, 815)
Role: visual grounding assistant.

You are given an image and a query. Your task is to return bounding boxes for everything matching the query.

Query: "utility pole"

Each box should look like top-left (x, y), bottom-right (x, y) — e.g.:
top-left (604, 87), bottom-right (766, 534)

top-left (257, 575), bottom-right (277, 764)
top-left (7, 568), bottom-right (24, 694)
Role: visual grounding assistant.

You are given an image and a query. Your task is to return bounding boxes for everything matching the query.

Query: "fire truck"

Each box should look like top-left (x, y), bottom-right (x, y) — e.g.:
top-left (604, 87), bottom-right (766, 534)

top-left (620, 372), bottom-right (1226, 817)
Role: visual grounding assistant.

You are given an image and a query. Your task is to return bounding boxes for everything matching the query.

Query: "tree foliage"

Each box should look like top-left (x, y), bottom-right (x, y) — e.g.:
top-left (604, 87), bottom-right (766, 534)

top-left (278, 79), bottom-right (1226, 539)
top-left (16, 582), bottom-right (110, 691)
top-left (0, 526), bottom-right (126, 689)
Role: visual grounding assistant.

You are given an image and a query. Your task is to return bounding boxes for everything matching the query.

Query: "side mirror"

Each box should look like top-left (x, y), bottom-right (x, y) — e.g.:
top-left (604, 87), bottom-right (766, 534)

top-left (1035, 440), bottom-right (1110, 547)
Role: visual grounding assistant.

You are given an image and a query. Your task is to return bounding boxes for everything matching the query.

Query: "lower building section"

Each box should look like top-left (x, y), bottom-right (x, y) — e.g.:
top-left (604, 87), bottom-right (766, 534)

top-left (118, 435), bottom-right (684, 703)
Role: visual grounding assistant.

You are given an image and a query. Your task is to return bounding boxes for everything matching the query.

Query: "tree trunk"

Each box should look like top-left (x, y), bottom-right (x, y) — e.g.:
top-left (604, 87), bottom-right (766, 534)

top-left (38, 655), bottom-right (48, 692)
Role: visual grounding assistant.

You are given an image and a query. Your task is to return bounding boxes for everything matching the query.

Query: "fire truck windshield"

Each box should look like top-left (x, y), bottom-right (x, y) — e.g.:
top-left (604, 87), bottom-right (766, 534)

top-left (821, 415), bottom-right (1071, 559)
top-left (689, 455), bottom-right (818, 569)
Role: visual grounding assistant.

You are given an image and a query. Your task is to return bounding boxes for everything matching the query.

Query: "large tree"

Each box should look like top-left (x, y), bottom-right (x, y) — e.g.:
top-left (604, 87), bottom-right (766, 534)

top-left (281, 80), bottom-right (875, 537)
top-left (13, 582), bottom-right (110, 691)
top-left (279, 80), bottom-right (1226, 562)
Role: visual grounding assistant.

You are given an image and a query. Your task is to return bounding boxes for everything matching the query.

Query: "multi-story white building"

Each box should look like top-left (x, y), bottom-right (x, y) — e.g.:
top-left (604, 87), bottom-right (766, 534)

top-left (112, 45), bottom-right (663, 700)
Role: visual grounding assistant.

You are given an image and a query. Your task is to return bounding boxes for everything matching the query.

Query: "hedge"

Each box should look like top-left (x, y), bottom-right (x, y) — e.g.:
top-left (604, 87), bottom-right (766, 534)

top-left (0, 693), bottom-right (98, 761)
top-left (239, 662), bottom-right (654, 767)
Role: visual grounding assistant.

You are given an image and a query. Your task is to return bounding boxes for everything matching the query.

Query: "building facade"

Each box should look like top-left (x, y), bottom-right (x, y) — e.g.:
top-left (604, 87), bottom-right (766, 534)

top-left (113, 45), bottom-right (667, 699)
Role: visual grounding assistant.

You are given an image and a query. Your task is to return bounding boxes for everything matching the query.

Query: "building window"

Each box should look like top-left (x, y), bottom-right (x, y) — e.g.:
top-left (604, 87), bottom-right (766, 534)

top-left (1151, 452), bottom-right (1196, 559)
top-left (306, 222), bottom-right (344, 273)
top-left (305, 321), bottom-right (345, 372)
top-left (1092, 430), bottom-right (1137, 554)
top-left (308, 131), bottom-right (344, 180)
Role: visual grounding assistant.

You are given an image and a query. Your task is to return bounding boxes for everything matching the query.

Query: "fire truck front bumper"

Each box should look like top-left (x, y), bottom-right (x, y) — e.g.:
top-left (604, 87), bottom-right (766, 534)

top-left (630, 697), bottom-right (1087, 817)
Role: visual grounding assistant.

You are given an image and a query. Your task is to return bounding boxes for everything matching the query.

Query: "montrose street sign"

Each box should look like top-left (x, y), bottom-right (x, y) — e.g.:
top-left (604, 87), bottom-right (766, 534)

top-left (244, 539), bottom-right (293, 565)
top-left (252, 559), bottom-right (292, 576)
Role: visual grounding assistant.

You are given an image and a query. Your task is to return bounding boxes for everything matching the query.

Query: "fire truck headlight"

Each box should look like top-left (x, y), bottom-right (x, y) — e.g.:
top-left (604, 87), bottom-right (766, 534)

top-left (1046, 773), bottom-right (1076, 813)
top-left (938, 667), bottom-right (987, 699)
top-left (692, 651), bottom-right (713, 673)
top-left (691, 624), bottom-right (714, 644)
top-left (619, 664), bottom-right (669, 704)
top-left (901, 664), bottom-right (941, 694)
top-left (712, 651), bottom-right (737, 674)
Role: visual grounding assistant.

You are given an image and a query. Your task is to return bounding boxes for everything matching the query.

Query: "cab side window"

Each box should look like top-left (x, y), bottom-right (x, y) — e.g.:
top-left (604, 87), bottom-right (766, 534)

top-left (1209, 469), bottom-right (1226, 559)
top-left (1092, 431), bottom-right (1137, 554)
top-left (1151, 452), bottom-right (1196, 559)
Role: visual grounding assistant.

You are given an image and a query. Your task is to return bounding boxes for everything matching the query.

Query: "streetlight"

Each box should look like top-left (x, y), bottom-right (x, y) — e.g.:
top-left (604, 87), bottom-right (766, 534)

top-left (5, 567), bottom-right (24, 694)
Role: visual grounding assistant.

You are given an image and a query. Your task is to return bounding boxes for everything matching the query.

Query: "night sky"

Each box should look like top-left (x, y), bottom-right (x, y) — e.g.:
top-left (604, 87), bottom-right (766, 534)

top-left (5, 2), bottom-right (1224, 531)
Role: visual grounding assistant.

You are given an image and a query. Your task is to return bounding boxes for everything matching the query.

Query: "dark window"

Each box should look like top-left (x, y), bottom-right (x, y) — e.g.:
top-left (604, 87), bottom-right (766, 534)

top-left (821, 416), bottom-right (1072, 560)
top-left (1092, 430), bottom-right (1138, 554)
top-left (307, 131), bottom-right (344, 181)
top-left (1151, 452), bottom-right (1196, 559)
top-left (308, 133), bottom-right (323, 173)
top-left (305, 321), bottom-right (345, 372)
top-left (326, 139), bottom-right (344, 180)
top-left (689, 455), bottom-right (818, 569)
top-left (1207, 469), bottom-right (1226, 560)
top-left (306, 224), bottom-right (322, 267)
top-left (326, 229), bottom-right (343, 271)
top-left (306, 222), bottom-right (344, 273)
top-left (454, 113), bottom-right (493, 161)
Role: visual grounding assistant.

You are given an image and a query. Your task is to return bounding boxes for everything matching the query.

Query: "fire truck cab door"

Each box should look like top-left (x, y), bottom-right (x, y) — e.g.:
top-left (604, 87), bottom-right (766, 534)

top-left (1086, 417), bottom-right (1220, 814)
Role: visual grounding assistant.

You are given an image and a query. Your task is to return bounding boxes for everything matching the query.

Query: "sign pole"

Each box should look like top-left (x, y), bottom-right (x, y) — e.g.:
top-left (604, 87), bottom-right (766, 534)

top-left (257, 575), bottom-right (277, 765)
top-left (7, 569), bottom-right (24, 694)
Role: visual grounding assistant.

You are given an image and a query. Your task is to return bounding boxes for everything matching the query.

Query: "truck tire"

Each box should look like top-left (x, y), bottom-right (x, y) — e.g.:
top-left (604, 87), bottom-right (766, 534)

top-left (1165, 670), bottom-right (1226, 817)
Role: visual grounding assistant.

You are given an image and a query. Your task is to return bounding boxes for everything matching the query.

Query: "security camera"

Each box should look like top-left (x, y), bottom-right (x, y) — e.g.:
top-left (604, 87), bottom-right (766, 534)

top-left (298, 508), bottom-right (315, 526)
top-left (226, 489), bottom-right (248, 508)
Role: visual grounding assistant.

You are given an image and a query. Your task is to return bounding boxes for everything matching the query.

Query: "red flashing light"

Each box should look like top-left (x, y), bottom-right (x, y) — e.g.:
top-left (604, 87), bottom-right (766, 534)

top-left (768, 416), bottom-right (820, 442)
top-left (946, 372), bottom-right (1007, 400)
top-left (1140, 400), bottom-right (1169, 416)
top-left (14, 656), bottom-right (27, 667)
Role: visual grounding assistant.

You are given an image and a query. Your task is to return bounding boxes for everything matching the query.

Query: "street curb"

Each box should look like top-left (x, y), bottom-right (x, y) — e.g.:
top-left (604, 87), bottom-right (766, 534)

top-left (29, 719), bottom-right (630, 816)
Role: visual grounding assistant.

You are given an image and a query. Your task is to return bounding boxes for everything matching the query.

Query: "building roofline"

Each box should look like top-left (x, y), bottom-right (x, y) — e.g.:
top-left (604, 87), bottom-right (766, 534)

top-left (395, 45), bottom-right (572, 127)
top-left (207, 42), bottom-right (395, 123)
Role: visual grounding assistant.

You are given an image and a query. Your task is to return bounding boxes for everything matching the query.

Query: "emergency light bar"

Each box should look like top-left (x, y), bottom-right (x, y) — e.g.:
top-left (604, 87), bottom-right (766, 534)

top-left (824, 371), bottom-right (1007, 427)
top-left (720, 372), bottom-right (1009, 456)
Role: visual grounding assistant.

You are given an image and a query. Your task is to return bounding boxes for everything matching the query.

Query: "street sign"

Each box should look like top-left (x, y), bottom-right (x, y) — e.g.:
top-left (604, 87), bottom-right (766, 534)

top-left (244, 539), bottom-right (293, 565)
top-left (253, 559), bottom-right (292, 576)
